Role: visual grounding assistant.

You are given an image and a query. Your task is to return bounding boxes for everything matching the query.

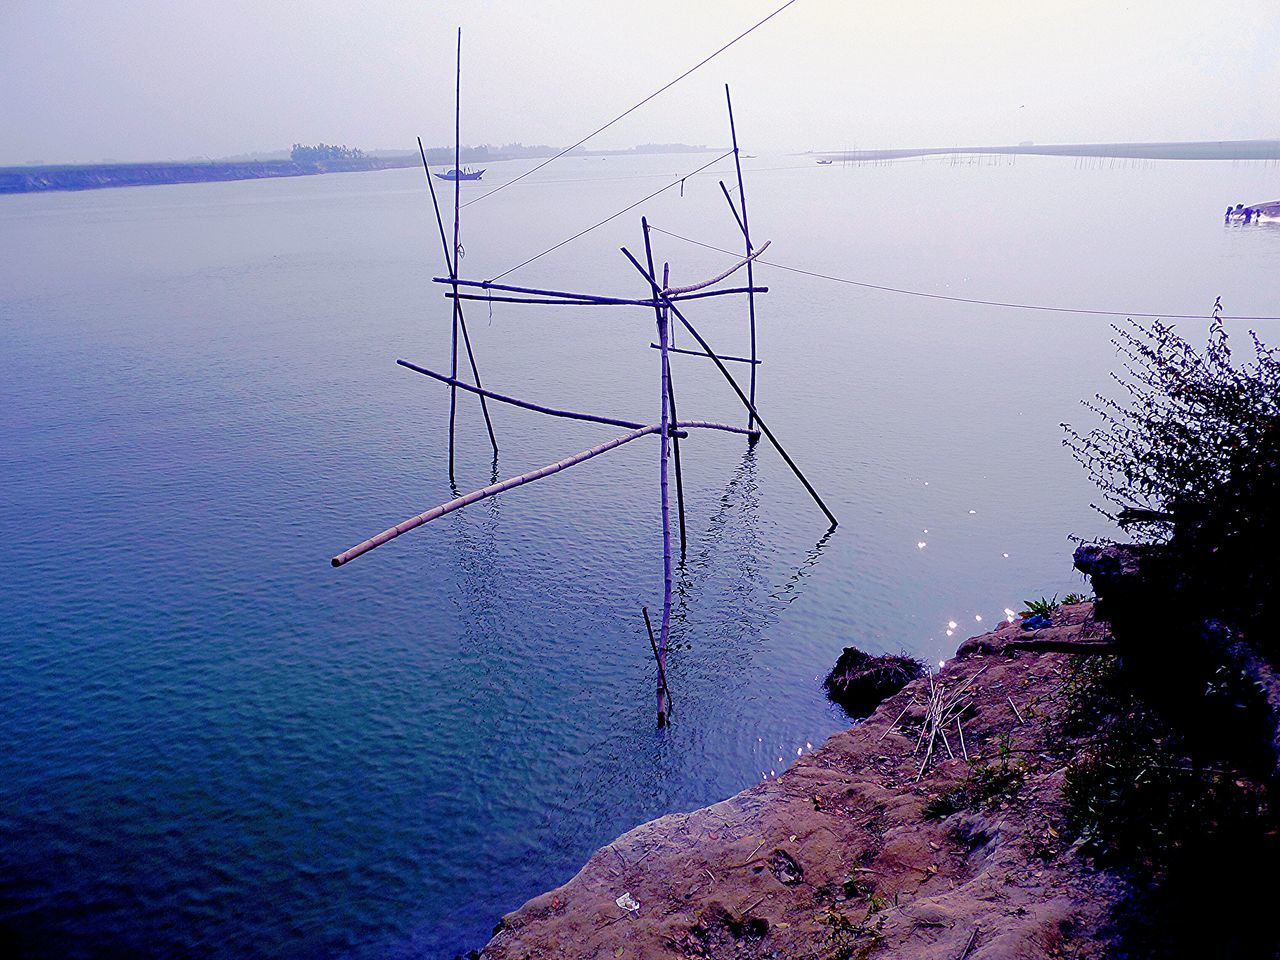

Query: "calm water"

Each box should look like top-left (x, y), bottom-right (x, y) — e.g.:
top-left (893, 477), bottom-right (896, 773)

top-left (2, 154), bottom-right (1276, 958)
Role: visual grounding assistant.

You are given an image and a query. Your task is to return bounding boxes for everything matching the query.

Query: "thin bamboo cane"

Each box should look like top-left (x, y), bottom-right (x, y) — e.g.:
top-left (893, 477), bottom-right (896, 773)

top-left (444, 286), bottom-right (769, 308)
top-left (725, 85), bottom-right (759, 431)
top-left (661, 264), bottom-right (688, 558)
top-left (657, 303), bottom-right (673, 727)
top-left (330, 420), bottom-right (755, 567)
top-left (642, 219), bottom-right (674, 726)
top-left (417, 138), bottom-right (498, 456)
top-left (642, 228), bottom-right (687, 559)
top-left (660, 240), bottom-right (769, 297)
top-left (621, 247), bottom-right (838, 527)
top-left (448, 27), bottom-right (463, 478)
top-left (436, 277), bottom-right (768, 306)
top-left (649, 344), bottom-right (762, 365)
top-left (397, 359), bottom-right (653, 431)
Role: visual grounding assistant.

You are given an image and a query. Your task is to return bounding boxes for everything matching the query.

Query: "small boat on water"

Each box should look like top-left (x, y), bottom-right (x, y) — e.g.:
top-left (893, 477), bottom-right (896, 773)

top-left (816, 159), bottom-right (833, 165)
top-left (1226, 199), bottom-right (1280, 222)
top-left (434, 167), bottom-right (485, 181)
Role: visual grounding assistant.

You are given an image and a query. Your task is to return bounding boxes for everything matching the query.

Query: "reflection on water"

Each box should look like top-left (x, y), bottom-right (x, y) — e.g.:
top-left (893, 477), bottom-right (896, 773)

top-left (2, 153), bottom-right (1278, 958)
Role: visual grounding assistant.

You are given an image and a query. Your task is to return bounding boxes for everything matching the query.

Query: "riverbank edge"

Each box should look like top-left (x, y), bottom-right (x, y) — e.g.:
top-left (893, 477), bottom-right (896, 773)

top-left (480, 602), bottom-right (1125, 960)
top-left (0, 157), bottom-right (421, 195)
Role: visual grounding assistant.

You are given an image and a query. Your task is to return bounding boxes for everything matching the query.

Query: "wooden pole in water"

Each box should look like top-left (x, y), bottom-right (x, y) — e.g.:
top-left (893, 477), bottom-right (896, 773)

top-left (416, 137), bottom-right (498, 455)
top-left (725, 85), bottom-right (759, 433)
top-left (662, 262), bottom-right (688, 558)
top-left (642, 222), bottom-right (687, 556)
top-left (448, 27), bottom-right (463, 478)
top-left (621, 247), bottom-right (838, 528)
top-left (656, 272), bottom-right (673, 728)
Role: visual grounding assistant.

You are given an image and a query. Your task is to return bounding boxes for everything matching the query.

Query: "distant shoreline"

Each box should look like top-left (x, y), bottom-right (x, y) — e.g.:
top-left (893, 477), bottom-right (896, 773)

top-left (0, 156), bottom-right (427, 195)
top-left (815, 138), bottom-right (1280, 163)
top-left (0, 144), bottom-right (719, 196)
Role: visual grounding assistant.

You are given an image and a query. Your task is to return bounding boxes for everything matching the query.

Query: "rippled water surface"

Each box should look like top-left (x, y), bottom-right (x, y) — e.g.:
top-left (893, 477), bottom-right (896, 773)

top-left (2, 153), bottom-right (1277, 957)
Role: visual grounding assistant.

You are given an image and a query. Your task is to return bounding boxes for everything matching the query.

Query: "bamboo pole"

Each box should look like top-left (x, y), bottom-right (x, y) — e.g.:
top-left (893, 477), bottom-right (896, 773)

top-left (444, 286), bottom-right (769, 308)
top-left (397, 359), bottom-right (656, 431)
top-left (649, 344), bottom-right (761, 365)
top-left (436, 277), bottom-right (767, 306)
top-left (448, 27), bottom-right (463, 478)
top-left (725, 85), bottom-right (758, 431)
top-left (656, 268), bottom-right (673, 728)
top-left (416, 138), bottom-right (499, 456)
top-left (662, 264), bottom-right (688, 558)
top-left (643, 223), bottom-right (687, 561)
top-left (330, 420), bottom-right (756, 567)
top-left (621, 247), bottom-right (838, 527)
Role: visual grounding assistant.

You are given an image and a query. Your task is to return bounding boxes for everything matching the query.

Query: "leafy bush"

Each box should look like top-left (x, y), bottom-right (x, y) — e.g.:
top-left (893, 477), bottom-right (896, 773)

top-left (1064, 318), bottom-right (1280, 646)
top-left (1064, 318), bottom-right (1280, 535)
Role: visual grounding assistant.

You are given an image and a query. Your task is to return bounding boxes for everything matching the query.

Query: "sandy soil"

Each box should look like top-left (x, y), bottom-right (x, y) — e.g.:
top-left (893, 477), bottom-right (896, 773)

top-left (481, 603), bottom-right (1126, 960)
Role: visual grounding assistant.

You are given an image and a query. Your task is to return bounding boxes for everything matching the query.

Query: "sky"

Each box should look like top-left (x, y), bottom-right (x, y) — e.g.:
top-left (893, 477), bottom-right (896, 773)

top-left (1, 0), bottom-right (1277, 165)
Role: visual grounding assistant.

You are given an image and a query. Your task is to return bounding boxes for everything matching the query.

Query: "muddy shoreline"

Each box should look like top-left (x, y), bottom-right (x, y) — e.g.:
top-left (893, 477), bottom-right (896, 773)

top-left (479, 603), bottom-right (1124, 959)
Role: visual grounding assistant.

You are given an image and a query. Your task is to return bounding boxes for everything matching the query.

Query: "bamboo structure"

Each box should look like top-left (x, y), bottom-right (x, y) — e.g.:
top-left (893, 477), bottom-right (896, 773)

top-left (332, 76), bottom-right (836, 726)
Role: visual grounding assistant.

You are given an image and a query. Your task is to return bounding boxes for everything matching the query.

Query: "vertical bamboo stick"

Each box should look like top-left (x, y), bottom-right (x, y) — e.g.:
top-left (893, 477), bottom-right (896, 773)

top-left (416, 137), bottom-right (498, 454)
top-left (449, 27), bottom-right (462, 478)
top-left (662, 262), bottom-right (688, 558)
top-left (642, 225), bottom-right (687, 556)
top-left (725, 85), bottom-right (758, 433)
top-left (657, 285), bottom-right (673, 728)
top-left (621, 247), bottom-right (838, 527)
top-left (639, 218), bottom-right (674, 726)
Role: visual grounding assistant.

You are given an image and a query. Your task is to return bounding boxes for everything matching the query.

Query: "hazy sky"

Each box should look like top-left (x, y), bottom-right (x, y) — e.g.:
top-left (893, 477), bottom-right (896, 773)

top-left (2, 0), bottom-right (1277, 165)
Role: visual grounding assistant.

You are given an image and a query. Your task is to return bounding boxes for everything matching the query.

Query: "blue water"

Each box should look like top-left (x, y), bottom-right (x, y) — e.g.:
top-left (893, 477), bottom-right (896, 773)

top-left (2, 154), bottom-right (1277, 957)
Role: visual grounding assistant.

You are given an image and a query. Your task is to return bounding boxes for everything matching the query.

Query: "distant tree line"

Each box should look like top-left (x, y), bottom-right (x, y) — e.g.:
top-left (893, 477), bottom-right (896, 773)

top-left (290, 143), bottom-right (366, 162)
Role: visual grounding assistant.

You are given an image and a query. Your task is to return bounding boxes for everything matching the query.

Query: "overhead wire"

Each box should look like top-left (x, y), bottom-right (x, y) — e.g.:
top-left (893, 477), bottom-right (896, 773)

top-left (486, 151), bottom-right (733, 282)
top-left (647, 225), bottom-right (1280, 321)
top-left (460, 0), bottom-right (800, 209)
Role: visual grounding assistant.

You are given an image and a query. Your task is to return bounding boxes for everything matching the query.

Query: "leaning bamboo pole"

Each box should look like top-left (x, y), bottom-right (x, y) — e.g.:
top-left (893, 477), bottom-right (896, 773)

top-left (330, 420), bottom-right (758, 567)
top-left (417, 138), bottom-right (498, 455)
top-left (621, 248), bottom-right (838, 527)
top-left (448, 27), bottom-right (464, 477)
top-left (725, 85), bottom-right (758, 431)
top-left (397, 359), bottom-right (656, 431)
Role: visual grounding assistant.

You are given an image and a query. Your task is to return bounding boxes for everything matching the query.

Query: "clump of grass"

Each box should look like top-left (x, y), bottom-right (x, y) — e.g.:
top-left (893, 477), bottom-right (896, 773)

top-left (1061, 592), bottom-right (1092, 605)
top-left (922, 756), bottom-right (1025, 819)
top-left (1021, 595), bottom-right (1060, 619)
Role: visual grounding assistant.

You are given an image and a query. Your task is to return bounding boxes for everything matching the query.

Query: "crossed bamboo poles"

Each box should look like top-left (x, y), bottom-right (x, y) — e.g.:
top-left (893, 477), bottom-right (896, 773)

top-left (331, 40), bottom-right (835, 726)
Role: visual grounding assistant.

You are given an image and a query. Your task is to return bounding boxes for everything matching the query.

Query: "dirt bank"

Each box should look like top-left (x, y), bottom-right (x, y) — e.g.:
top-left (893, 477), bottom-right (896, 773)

top-left (482, 603), bottom-right (1126, 959)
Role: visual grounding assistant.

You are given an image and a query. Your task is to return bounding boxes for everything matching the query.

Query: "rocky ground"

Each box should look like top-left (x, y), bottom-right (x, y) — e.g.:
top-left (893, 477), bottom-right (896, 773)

top-left (481, 603), bottom-right (1128, 960)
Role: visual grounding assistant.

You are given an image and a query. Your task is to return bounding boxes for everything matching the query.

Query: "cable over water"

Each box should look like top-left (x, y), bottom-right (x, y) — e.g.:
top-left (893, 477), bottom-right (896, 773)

top-left (486, 152), bottom-right (733, 282)
top-left (648, 225), bottom-right (1280, 322)
top-left (461, 0), bottom-right (800, 209)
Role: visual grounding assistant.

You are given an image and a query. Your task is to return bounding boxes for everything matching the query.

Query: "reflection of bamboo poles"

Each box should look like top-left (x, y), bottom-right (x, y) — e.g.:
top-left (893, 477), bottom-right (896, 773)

top-left (331, 420), bottom-right (757, 567)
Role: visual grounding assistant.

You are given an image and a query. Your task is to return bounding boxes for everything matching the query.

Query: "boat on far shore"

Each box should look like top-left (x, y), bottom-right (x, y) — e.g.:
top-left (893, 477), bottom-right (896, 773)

top-left (434, 167), bottom-right (485, 181)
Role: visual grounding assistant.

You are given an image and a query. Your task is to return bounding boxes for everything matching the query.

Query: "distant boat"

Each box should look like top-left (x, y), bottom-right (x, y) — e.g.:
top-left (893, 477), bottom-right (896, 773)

top-left (816, 159), bottom-right (833, 165)
top-left (434, 167), bottom-right (485, 181)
